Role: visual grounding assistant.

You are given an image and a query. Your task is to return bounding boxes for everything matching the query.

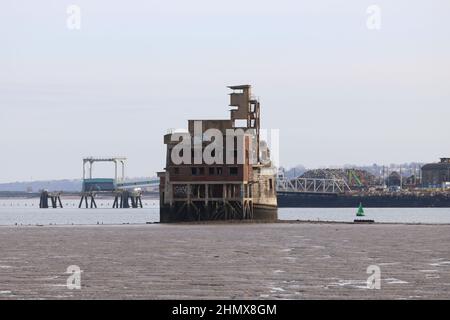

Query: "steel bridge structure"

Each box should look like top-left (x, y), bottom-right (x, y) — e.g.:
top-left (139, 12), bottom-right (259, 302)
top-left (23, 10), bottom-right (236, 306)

top-left (276, 176), bottom-right (351, 194)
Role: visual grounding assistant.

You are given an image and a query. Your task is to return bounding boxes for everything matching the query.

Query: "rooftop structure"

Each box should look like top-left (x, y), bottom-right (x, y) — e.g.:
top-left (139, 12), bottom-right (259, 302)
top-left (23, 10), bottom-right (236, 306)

top-left (82, 157), bottom-right (127, 192)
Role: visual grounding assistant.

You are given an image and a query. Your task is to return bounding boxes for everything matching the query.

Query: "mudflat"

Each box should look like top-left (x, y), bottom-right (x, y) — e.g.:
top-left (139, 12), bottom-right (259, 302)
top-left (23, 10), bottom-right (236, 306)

top-left (0, 222), bottom-right (449, 299)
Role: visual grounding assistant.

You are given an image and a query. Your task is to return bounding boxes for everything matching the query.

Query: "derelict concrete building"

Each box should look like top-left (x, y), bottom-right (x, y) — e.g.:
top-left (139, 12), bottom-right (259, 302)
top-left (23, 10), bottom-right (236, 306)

top-left (158, 85), bottom-right (278, 222)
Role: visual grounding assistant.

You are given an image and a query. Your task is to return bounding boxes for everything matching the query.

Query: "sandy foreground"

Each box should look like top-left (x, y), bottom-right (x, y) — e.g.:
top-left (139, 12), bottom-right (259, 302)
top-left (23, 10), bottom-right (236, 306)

top-left (0, 222), bottom-right (449, 299)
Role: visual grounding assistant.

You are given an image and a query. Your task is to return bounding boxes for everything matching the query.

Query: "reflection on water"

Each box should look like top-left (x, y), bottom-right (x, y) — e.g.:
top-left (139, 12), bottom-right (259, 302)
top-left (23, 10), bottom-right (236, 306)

top-left (1, 199), bottom-right (450, 225)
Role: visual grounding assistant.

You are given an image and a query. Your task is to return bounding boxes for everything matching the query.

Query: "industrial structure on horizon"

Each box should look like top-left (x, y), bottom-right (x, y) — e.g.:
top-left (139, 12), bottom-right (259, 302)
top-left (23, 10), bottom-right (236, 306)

top-left (38, 157), bottom-right (159, 209)
top-left (158, 85), bottom-right (278, 222)
top-left (32, 112), bottom-right (450, 211)
top-left (277, 157), bottom-right (450, 208)
top-left (421, 158), bottom-right (450, 189)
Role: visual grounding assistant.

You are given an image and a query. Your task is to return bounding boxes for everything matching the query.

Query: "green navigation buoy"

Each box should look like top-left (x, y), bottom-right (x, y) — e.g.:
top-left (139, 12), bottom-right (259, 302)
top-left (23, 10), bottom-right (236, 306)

top-left (354, 203), bottom-right (374, 223)
top-left (356, 203), bottom-right (365, 217)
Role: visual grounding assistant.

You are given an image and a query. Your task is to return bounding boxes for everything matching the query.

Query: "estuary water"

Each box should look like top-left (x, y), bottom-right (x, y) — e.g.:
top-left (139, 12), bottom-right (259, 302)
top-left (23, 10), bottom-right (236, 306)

top-left (1, 198), bottom-right (450, 225)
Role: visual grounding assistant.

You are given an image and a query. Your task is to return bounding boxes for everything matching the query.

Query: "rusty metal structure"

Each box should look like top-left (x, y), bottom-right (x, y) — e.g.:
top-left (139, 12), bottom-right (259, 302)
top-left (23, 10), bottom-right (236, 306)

top-left (158, 85), bottom-right (278, 222)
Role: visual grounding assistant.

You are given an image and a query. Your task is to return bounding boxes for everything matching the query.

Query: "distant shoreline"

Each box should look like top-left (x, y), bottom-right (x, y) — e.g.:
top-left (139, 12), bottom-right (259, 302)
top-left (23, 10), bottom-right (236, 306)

top-left (2, 219), bottom-right (450, 228)
top-left (0, 192), bottom-right (159, 199)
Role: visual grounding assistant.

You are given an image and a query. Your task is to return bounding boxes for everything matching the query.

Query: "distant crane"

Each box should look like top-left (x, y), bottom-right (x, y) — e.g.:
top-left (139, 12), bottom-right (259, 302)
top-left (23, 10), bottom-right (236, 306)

top-left (347, 169), bottom-right (363, 187)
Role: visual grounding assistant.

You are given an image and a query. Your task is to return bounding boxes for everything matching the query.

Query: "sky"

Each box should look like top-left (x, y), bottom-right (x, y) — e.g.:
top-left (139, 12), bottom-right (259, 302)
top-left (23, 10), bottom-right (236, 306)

top-left (1, 0), bottom-right (449, 182)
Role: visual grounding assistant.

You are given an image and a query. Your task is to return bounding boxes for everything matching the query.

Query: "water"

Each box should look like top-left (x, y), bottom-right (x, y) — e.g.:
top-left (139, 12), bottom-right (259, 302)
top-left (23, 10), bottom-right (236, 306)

top-left (0, 198), bottom-right (159, 226)
top-left (279, 207), bottom-right (450, 224)
top-left (1, 198), bottom-right (450, 225)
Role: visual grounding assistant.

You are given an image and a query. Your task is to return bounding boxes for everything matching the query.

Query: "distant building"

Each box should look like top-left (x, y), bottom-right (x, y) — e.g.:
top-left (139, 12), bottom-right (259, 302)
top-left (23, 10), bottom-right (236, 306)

top-left (421, 158), bottom-right (450, 188)
top-left (158, 85), bottom-right (278, 222)
top-left (387, 171), bottom-right (401, 187)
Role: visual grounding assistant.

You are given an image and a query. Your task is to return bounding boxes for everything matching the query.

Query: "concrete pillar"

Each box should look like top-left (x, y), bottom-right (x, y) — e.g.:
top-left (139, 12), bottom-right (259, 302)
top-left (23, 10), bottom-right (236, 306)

top-left (114, 161), bottom-right (118, 182)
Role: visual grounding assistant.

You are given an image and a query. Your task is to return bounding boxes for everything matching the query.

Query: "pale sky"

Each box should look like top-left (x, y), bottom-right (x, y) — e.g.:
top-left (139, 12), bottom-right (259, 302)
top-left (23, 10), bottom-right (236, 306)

top-left (1, 0), bottom-right (449, 182)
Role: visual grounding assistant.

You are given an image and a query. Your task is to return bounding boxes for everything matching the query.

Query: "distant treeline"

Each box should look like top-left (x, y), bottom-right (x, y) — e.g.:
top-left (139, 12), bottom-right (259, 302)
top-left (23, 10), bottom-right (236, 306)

top-left (0, 177), bottom-right (157, 192)
top-left (0, 180), bottom-right (82, 192)
top-left (281, 163), bottom-right (425, 179)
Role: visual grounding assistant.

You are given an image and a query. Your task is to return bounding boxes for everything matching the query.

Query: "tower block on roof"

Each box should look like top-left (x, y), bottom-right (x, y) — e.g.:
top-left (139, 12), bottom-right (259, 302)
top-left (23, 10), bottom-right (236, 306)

top-left (158, 85), bottom-right (278, 222)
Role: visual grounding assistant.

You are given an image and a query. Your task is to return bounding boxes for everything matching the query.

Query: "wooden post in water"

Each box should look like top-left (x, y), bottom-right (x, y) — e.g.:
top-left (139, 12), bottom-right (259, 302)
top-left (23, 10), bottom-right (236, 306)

top-left (40, 191), bottom-right (63, 209)
top-left (39, 191), bottom-right (49, 208)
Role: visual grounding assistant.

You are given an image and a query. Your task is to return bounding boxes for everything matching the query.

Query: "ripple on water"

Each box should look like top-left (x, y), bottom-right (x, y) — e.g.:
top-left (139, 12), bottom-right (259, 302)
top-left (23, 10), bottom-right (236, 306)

top-left (328, 279), bottom-right (368, 290)
top-left (429, 261), bottom-right (450, 267)
top-left (273, 270), bottom-right (285, 274)
top-left (270, 287), bottom-right (285, 292)
top-left (385, 278), bottom-right (409, 284)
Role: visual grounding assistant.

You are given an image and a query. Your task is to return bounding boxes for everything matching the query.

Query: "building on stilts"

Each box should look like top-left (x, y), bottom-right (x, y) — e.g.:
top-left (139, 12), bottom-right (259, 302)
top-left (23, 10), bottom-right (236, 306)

top-left (158, 85), bottom-right (278, 222)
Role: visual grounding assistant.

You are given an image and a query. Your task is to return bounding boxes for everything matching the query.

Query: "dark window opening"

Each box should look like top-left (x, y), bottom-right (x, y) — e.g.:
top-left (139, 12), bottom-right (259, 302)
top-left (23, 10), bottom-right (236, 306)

top-left (216, 167), bottom-right (223, 175)
top-left (209, 167), bottom-right (215, 175)
top-left (229, 167), bottom-right (238, 176)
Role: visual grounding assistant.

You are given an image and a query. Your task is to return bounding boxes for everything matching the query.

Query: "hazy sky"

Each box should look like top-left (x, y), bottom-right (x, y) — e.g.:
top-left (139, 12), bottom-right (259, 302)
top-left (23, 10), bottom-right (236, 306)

top-left (1, 0), bottom-right (449, 182)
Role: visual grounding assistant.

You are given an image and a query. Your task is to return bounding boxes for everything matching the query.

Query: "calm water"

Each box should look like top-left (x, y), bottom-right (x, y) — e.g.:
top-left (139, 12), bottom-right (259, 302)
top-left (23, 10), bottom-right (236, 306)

top-left (1, 198), bottom-right (450, 225)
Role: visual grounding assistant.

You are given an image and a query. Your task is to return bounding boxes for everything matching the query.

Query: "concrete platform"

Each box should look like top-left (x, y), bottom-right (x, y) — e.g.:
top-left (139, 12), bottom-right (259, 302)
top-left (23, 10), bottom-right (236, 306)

top-left (0, 222), bottom-right (449, 299)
